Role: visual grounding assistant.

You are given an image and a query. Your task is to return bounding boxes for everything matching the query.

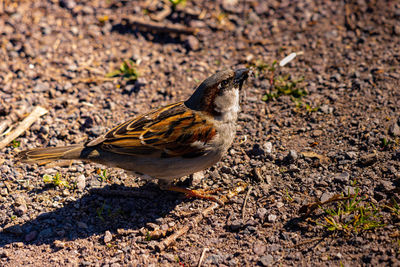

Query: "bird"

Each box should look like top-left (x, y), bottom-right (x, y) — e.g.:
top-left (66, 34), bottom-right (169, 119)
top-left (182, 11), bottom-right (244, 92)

top-left (18, 68), bottom-right (250, 202)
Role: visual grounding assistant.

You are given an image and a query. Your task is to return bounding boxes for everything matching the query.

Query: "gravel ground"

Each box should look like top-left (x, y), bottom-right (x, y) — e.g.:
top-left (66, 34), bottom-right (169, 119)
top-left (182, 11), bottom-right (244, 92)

top-left (0, 0), bottom-right (400, 266)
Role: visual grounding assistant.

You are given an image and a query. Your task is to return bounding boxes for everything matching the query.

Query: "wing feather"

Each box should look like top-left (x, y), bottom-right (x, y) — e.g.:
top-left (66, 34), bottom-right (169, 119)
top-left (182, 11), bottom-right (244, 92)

top-left (91, 102), bottom-right (217, 158)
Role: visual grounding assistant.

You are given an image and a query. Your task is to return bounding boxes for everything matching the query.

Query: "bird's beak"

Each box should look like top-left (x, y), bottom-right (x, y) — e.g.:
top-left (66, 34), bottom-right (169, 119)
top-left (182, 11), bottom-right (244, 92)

top-left (234, 68), bottom-right (249, 89)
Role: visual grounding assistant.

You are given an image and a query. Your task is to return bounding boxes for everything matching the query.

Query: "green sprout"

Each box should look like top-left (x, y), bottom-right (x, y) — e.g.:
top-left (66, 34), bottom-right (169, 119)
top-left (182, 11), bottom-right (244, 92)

top-left (106, 59), bottom-right (139, 82)
top-left (97, 169), bottom-right (112, 183)
top-left (317, 187), bottom-right (384, 234)
top-left (11, 139), bottom-right (21, 148)
top-left (262, 75), bottom-right (307, 102)
top-left (96, 201), bottom-right (106, 222)
top-left (43, 172), bottom-right (70, 188)
top-left (169, 0), bottom-right (186, 9)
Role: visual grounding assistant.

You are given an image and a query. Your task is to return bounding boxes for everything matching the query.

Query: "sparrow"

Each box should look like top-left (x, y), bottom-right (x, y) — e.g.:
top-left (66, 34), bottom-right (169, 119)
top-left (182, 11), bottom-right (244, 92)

top-left (18, 68), bottom-right (250, 202)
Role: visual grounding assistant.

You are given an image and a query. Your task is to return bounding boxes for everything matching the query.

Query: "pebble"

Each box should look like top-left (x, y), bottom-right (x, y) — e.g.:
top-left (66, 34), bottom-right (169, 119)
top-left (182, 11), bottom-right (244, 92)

top-left (267, 214), bottom-right (277, 223)
top-left (60, 0), bottom-right (76, 9)
top-left (263, 142), bottom-right (273, 154)
top-left (256, 208), bottom-right (267, 220)
top-left (380, 180), bottom-right (395, 192)
top-left (334, 172), bottom-right (350, 183)
top-left (389, 123), bottom-right (400, 136)
top-left (33, 82), bottom-right (49, 92)
top-left (394, 25), bottom-right (400, 36)
top-left (320, 192), bottom-right (334, 202)
top-left (104, 230), bottom-right (113, 243)
top-left (39, 228), bottom-right (54, 239)
top-left (345, 151), bottom-right (357, 159)
top-left (191, 171), bottom-right (203, 186)
top-left (260, 254), bottom-right (274, 266)
top-left (312, 129), bottom-right (323, 137)
top-left (253, 241), bottom-right (266, 255)
top-left (358, 153), bottom-right (377, 166)
top-left (77, 221), bottom-right (88, 229)
top-left (285, 150), bottom-right (298, 162)
top-left (76, 174), bottom-right (86, 191)
top-left (14, 204), bottom-right (28, 216)
top-left (25, 231), bottom-right (38, 242)
top-left (229, 220), bottom-right (242, 231)
top-left (186, 36), bottom-right (200, 51)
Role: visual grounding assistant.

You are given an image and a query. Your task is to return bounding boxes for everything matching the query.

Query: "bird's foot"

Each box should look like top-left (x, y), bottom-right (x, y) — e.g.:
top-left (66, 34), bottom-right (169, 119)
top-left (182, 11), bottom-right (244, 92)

top-left (165, 186), bottom-right (225, 205)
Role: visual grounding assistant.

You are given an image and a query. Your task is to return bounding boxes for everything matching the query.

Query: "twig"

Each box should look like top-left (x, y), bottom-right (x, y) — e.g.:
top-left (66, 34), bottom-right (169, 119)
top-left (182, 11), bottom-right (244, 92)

top-left (156, 202), bottom-right (219, 251)
top-left (197, 247), bottom-right (209, 267)
top-left (299, 194), bottom-right (354, 217)
top-left (120, 17), bottom-right (197, 35)
top-left (0, 120), bottom-right (11, 135)
top-left (156, 182), bottom-right (247, 251)
top-left (241, 185), bottom-right (253, 220)
top-left (0, 106), bottom-right (48, 150)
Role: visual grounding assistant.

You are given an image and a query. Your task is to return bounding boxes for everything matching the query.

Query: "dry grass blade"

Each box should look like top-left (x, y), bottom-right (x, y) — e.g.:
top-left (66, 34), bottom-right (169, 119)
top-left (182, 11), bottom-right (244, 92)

top-left (197, 247), bottom-right (209, 267)
top-left (299, 194), bottom-right (353, 217)
top-left (0, 106), bottom-right (48, 150)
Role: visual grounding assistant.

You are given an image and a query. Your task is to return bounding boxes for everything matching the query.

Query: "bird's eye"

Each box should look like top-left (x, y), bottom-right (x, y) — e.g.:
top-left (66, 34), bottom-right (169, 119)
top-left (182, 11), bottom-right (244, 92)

top-left (221, 80), bottom-right (229, 87)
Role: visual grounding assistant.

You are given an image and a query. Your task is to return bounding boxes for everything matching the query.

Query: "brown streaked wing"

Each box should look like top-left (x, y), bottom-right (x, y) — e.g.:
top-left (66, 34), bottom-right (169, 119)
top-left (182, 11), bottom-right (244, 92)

top-left (96, 102), bottom-right (217, 157)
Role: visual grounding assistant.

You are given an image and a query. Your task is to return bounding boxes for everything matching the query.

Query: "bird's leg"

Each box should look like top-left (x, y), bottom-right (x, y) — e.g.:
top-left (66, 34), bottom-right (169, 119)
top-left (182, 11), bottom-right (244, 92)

top-left (158, 180), bottom-right (224, 205)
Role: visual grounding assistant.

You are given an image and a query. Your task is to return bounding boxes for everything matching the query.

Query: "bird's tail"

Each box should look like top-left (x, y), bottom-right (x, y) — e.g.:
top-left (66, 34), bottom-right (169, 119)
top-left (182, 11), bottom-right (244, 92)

top-left (18, 145), bottom-right (85, 164)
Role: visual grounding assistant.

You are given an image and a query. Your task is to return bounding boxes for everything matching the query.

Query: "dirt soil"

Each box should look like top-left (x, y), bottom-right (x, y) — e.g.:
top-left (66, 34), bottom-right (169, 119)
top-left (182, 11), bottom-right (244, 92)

top-left (1, 0), bottom-right (400, 266)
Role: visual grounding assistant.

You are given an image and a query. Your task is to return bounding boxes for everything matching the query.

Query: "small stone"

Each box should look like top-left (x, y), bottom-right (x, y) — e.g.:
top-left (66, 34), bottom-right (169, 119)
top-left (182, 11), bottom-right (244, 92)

top-left (25, 231), bottom-right (38, 242)
top-left (38, 228), bottom-right (53, 239)
top-left (256, 208), bottom-right (267, 220)
top-left (267, 214), bottom-right (277, 223)
top-left (229, 220), bottom-right (242, 231)
top-left (0, 188), bottom-right (8, 196)
top-left (15, 203), bottom-right (27, 216)
top-left (191, 171), bottom-right (203, 186)
top-left (13, 195), bottom-right (26, 206)
top-left (394, 25), bottom-right (400, 36)
top-left (60, 0), bottom-right (76, 9)
top-left (263, 142), bottom-right (272, 154)
top-left (76, 174), bottom-right (86, 191)
top-left (186, 36), bottom-right (200, 51)
top-left (389, 123), bottom-right (400, 136)
top-left (345, 151), bottom-right (357, 159)
top-left (285, 150), bottom-right (298, 162)
top-left (206, 254), bottom-right (225, 265)
top-left (33, 82), bottom-right (49, 92)
top-left (380, 180), bottom-right (395, 192)
top-left (77, 221), bottom-right (88, 229)
top-left (334, 172), bottom-right (350, 183)
top-left (253, 241), bottom-right (266, 255)
top-left (358, 153), bottom-right (377, 166)
top-left (104, 230), bottom-right (113, 243)
top-left (319, 104), bottom-right (331, 114)
top-left (14, 242), bottom-right (24, 248)
top-left (320, 192), bottom-right (334, 202)
top-left (252, 167), bottom-right (263, 182)
top-left (260, 254), bottom-right (274, 266)
top-left (312, 129), bottom-right (323, 137)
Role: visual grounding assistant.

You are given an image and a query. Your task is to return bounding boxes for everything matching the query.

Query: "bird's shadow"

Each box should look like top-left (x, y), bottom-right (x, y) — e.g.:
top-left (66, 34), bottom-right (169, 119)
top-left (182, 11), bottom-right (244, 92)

top-left (111, 21), bottom-right (186, 46)
top-left (0, 184), bottom-right (183, 248)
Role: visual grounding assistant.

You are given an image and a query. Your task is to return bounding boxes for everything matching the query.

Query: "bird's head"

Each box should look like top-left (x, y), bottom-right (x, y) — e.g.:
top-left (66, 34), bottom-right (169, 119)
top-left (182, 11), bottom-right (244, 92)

top-left (185, 68), bottom-right (249, 119)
